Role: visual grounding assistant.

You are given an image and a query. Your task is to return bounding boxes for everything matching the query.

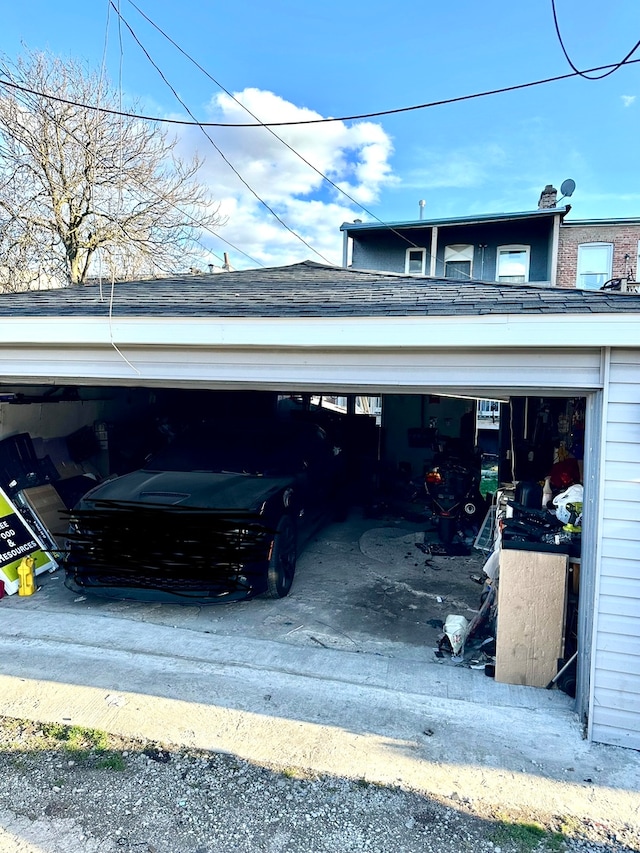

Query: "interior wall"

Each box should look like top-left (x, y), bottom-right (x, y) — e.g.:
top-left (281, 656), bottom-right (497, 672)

top-left (0, 388), bottom-right (152, 441)
top-left (381, 394), bottom-right (473, 477)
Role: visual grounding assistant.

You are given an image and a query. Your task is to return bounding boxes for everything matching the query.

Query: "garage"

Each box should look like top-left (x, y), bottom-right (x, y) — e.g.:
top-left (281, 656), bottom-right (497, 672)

top-left (0, 260), bottom-right (638, 751)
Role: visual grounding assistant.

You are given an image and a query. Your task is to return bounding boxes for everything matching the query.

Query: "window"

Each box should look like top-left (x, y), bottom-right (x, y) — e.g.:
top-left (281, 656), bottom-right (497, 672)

top-left (496, 245), bottom-right (530, 283)
top-left (576, 243), bottom-right (613, 290)
top-left (405, 248), bottom-right (426, 275)
top-left (444, 244), bottom-right (473, 280)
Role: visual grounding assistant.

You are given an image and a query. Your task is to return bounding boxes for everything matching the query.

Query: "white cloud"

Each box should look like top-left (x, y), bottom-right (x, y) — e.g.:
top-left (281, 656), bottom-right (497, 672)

top-left (174, 88), bottom-right (396, 268)
top-left (621, 95), bottom-right (636, 107)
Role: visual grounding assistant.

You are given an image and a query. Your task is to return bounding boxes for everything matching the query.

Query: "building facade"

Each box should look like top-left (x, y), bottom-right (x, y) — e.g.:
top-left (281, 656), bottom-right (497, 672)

top-left (341, 186), bottom-right (640, 291)
top-left (557, 220), bottom-right (640, 290)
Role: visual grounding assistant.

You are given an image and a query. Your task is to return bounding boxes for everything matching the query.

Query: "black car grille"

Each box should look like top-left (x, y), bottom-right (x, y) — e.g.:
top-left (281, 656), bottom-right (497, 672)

top-left (64, 500), bottom-right (275, 594)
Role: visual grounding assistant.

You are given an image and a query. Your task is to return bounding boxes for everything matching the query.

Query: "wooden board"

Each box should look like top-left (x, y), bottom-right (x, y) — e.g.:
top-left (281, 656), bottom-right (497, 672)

top-left (495, 548), bottom-right (568, 688)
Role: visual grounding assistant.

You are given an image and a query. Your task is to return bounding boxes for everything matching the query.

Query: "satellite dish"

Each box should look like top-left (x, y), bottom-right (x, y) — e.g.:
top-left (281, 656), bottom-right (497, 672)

top-left (560, 178), bottom-right (576, 198)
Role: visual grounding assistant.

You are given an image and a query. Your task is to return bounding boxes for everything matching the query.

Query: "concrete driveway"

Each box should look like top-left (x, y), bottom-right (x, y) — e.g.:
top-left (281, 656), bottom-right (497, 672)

top-left (2, 509), bottom-right (639, 824)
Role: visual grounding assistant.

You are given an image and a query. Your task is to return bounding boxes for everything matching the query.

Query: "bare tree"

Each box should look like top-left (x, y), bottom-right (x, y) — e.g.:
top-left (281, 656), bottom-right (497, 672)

top-left (0, 50), bottom-right (224, 288)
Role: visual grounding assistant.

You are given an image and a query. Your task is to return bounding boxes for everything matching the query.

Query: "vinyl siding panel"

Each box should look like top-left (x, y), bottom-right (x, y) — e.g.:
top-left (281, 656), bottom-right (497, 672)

top-left (592, 670), bottom-right (640, 695)
top-left (598, 591), bottom-right (640, 619)
top-left (592, 697), bottom-right (640, 749)
top-left (605, 421), bottom-right (640, 443)
top-left (603, 497), bottom-right (640, 521)
top-left (605, 441), bottom-right (640, 462)
top-left (594, 631), bottom-right (639, 657)
top-left (600, 556), bottom-right (640, 580)
top-left (601, 460), bottom-right (640, 483)
top-left (591, 348), bottom-right (640, 748)
top-left (595, 648), bottom-right (640, 676)
top-left (607, 402), bottom-right (640, 423)
top-left (596, 613), bottom-right (640, 637)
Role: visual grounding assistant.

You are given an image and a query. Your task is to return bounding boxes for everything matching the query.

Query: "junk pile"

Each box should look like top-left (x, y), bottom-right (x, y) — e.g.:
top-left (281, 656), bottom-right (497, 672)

top-left (0, 428), bottom-right (100, 597)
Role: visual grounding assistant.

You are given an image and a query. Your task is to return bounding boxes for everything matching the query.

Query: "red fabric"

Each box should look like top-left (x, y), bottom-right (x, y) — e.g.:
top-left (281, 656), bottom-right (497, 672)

top-left (549, 458), bottom-right (581, 490)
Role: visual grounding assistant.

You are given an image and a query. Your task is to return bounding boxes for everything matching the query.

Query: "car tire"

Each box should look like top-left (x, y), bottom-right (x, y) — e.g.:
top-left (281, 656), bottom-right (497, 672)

top-left (266, 514), bottom-right (297, 599)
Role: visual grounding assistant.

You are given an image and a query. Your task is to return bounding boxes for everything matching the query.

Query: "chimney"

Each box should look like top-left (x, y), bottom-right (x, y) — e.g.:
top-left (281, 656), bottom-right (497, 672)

top-left (223, 252), bottom-right (231, 271)
top-left (538, 184), bottom-right (558, 209)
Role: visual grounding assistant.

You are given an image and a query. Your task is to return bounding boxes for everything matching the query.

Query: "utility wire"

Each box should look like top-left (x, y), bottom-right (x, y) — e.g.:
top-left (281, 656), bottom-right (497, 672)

top-left (1, 57), bottom-right (639, 129)
top-left (117, 0), bottom-right (423, 256)
top-left (108, 0), bottom-right (333, 265)
top-left (550, 0), bottom-right (640, 80)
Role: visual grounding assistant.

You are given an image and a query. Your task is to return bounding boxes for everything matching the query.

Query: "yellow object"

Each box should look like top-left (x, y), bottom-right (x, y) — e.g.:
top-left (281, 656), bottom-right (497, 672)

top-left (563, 501), bottom-right (583, 534)
top-left (17, 556), bottom-right (36, 596)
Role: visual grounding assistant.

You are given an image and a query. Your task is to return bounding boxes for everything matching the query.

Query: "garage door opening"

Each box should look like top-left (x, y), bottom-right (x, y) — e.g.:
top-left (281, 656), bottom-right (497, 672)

top-left (0, 383), bottom-right (591, 719)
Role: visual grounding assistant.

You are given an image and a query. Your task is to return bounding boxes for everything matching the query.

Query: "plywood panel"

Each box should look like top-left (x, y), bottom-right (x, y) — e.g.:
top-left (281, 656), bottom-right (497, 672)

top-left (495, 549), bottom-right (568, 688)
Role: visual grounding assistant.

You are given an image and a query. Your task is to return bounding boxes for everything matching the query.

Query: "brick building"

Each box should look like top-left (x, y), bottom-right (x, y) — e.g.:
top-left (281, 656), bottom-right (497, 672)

top-left (557, 219), bottom-right (640, 290)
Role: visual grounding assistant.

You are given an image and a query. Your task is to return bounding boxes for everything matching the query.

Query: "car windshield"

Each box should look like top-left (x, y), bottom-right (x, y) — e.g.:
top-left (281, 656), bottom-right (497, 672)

top-left (145, 420), bottom-right (324, 476)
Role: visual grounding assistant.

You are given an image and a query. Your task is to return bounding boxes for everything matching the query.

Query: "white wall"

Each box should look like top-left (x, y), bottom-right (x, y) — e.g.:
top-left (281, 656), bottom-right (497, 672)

top-left (590, 349), bottom-right (640, 749)
top-left (0, 388), bottom-right (150, 441)
top-left (0, 400), bottom-right (109, 440)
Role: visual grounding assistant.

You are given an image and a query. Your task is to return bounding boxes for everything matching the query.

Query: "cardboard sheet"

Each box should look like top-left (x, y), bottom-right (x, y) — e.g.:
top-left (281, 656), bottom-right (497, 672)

top-left (495, 548), bottom-right (569, 688)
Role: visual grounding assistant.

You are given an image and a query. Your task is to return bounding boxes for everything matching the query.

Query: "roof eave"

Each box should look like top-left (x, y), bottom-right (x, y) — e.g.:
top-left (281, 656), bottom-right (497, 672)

top-left (340, 207), bottom-right (570, 233)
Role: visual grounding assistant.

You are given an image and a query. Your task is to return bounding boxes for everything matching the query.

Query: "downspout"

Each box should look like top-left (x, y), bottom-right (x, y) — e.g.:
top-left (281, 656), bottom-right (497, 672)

top-left (550, 213), bottom-right (561, 286)
top-left (429, 227), bottom-right (438, 276)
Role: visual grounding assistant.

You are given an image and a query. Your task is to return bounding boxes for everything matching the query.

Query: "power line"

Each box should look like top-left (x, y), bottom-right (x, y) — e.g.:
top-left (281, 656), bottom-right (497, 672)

top-left (117, 0), bottom-right (423, 256)
top-left (109, 0), bottom-right (334, 266)
top-left (1, 57), bottom-right (639, 130)
top-left (550, 0), bottom-right (640, 81)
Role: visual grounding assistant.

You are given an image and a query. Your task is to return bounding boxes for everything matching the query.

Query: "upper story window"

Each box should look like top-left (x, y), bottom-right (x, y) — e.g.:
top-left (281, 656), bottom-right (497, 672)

top-left (496, 245), bottom-right (530, 283)
top-left (444, 244), bottom-right (473, 280)
top-left (577, 242), bottom-right (613, 290)
top-left (405, 247), bottom-right (427, 275)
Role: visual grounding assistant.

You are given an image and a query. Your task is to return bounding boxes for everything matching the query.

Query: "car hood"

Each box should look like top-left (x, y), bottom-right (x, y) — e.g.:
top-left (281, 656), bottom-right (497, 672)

top-left (80, 469), bottom-right (292, 511)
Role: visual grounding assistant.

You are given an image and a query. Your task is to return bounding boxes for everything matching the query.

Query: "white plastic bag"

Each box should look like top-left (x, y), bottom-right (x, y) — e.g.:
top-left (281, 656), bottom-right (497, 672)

top-left (443, 614), bottom-right (470, 658)
top-left (552, 484), bottom-right (583, 524)
top-left (482, 548), bottom-right (500, 581)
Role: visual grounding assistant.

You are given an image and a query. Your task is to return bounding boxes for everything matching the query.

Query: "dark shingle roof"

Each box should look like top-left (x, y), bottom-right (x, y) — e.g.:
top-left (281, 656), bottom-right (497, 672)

top-left (1, 260), bottom-right (639, 318)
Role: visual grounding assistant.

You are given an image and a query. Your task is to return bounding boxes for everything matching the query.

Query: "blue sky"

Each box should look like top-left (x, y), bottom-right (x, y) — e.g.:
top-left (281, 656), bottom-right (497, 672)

top-left (1, 0), bottom-right (639, 269)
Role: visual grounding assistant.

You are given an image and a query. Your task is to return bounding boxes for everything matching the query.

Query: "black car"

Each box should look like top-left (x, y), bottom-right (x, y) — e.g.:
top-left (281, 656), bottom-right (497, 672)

top-left (64, 418), bottom-right (346, 603)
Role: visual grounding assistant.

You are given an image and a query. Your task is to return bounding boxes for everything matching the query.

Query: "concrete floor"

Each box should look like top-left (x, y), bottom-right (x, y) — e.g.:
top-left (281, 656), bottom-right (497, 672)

top-left (10, 508), bottom-right (489, 664)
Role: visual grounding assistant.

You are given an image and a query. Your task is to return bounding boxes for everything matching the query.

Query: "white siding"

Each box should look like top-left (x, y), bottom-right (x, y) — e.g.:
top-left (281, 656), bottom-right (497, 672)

top-left (591, 349), bottom-right (640, 749)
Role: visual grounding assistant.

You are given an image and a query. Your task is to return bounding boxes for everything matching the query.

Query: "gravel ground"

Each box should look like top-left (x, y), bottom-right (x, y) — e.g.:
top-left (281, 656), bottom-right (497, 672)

top-left (1, 718), bottom-right (638, 853)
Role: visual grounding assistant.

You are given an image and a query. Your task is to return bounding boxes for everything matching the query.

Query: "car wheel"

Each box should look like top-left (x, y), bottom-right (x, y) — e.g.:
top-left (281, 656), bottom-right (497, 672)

top-left (266, 515), bottom-right (297, 599)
